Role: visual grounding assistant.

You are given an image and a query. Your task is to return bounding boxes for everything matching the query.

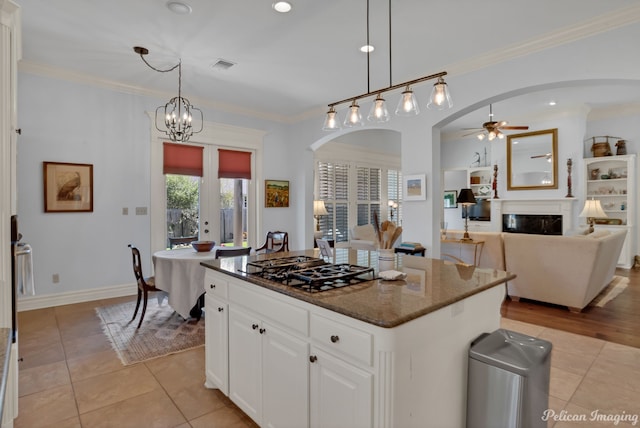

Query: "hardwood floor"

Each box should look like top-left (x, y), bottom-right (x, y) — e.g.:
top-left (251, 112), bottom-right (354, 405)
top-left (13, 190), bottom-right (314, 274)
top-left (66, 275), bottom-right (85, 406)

top-left (501, 267), bottom-right (640, 348)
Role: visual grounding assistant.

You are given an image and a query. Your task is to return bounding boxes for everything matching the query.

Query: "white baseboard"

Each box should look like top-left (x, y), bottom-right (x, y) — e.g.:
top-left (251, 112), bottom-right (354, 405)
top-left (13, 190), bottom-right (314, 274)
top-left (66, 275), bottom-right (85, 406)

top-left (17, 283), bottom-right (138, 312)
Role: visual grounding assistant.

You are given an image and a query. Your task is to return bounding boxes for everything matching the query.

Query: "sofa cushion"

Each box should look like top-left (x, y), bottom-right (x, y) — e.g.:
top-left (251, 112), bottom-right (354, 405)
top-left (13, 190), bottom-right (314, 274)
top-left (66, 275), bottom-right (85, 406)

top-left (349, 224), bottom-right (378, 250)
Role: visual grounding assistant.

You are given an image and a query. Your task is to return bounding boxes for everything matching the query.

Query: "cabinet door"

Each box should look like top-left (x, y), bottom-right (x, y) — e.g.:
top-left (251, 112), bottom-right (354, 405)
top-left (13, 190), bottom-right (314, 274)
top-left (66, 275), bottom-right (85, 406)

top-left (310, 347), bottom-right (373, 428)
top-left (229, 307), bottom-right (262, 424)
top-left (204, 293), bottom-right (228, 394)
top-left (262, 322), bottom-right (309, 428)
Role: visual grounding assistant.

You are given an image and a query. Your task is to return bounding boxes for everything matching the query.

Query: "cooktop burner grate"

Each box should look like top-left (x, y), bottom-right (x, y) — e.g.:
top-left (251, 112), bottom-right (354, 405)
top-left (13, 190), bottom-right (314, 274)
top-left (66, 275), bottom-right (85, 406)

top-left (245, 257), bottom-right (374, 292)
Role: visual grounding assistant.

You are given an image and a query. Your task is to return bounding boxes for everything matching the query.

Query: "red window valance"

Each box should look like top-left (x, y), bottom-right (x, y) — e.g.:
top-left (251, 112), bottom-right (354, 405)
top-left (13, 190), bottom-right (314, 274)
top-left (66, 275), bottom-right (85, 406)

top-left (163, 142), bottom-right (204, 176)
top-left (218, 149), bottom-right (252, 179)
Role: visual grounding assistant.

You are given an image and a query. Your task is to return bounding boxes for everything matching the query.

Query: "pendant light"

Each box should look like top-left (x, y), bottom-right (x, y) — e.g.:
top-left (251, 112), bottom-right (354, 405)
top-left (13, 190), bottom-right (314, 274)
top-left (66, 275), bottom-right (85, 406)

top-left (344, 100), bottom-right (364, 127)
top-left (395, 85), bottom-right (420, 116)
top-left (322, 0), bottom-right (452, 131)
top-left (368, 94), bottom-right (390, 122)
top-left (134, 46), bottom-right (203, 142)
top-left (427, 77), bottom-right (453, 110)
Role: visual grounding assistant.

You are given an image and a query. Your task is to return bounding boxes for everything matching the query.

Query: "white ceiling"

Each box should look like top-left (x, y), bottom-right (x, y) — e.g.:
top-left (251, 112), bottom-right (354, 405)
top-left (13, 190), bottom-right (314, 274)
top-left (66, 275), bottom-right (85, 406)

top-left (15, 0), bottom-right (640, 126)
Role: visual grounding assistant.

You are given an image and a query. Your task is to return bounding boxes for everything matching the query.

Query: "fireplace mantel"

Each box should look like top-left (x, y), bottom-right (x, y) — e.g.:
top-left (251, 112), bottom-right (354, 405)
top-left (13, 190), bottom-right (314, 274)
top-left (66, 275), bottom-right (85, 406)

top-left (491, 198), bottom-right (578, 234)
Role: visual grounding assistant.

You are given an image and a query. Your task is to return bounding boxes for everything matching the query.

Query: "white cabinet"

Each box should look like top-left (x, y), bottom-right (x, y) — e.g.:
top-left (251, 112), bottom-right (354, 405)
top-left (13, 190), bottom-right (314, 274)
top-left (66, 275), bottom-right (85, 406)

top-left (204, 293), bottom-right (228, 394)
top-left (309, 346), bottom-right (372, 428)
top-left (583, 155), bottom-right (636, 267)
top-left (229, 306), bottom-right (309, 428)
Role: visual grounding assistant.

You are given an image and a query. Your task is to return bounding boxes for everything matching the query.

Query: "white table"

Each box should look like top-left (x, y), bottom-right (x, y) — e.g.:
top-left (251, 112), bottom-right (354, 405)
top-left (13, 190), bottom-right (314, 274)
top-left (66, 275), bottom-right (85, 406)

top-left (153, 248), bottom-right (219, 319)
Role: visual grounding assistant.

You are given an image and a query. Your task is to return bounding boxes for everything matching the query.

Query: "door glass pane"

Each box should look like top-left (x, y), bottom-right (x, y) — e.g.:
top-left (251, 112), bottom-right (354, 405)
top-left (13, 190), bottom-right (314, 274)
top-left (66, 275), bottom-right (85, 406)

top-left (166, 174), bottom-right (200, 248)
top-left (220, 178), bottom-right (248, 247)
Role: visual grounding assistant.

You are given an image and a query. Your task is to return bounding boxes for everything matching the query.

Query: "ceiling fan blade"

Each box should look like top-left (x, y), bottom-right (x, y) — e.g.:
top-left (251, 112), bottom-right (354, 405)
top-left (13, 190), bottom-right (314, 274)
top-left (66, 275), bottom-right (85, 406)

top-left (501, 126), bottom-right (529, 130)
top-left (462, 130), bottom-right (483, 137)
top-left (531, 153), bottom-right (551, 158)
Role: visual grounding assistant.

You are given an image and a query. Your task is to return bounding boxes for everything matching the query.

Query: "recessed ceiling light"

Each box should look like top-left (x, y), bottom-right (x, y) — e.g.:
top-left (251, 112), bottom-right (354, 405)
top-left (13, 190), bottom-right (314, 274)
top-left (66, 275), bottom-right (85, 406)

top-left (272, 1), bottom-right (292, 13)
top-left (166, 1), bottom-right (192, 15)
top-left (360, 45), bottom-right (374, 53)
top-left (548, 100), bottom-right (557, 106)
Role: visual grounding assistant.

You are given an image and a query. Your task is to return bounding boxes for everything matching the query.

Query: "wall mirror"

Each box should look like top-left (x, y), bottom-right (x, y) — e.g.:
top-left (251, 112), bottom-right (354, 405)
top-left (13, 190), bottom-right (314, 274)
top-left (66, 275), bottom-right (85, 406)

top-left (507, 128), bottom-right (558, 190)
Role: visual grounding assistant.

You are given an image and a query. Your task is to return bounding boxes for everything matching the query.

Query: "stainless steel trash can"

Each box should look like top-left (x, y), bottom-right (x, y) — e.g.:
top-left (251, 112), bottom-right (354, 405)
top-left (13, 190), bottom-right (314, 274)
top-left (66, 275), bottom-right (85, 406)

top-left (467, 329), bottom-right (552, 428)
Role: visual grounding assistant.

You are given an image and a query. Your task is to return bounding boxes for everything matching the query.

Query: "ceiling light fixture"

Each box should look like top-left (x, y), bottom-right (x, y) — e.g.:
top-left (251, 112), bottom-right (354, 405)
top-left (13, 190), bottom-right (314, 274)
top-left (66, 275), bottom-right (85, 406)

top-left (166, 1), bottom-right (192, 15)
top-left (322, 0), bottom-right (452, 131)
top-left (134, 46), bottom-right (203, 142)
top-left (272, 1), bottom-right (292, 13)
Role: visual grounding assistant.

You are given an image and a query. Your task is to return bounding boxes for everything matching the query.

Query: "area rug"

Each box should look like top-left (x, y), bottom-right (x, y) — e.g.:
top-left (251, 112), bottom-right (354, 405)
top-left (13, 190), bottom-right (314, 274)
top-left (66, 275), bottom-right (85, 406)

top-left (96, 300), bottom-right (205, 366)
top-left (591, 275), bottom-right (629, 308)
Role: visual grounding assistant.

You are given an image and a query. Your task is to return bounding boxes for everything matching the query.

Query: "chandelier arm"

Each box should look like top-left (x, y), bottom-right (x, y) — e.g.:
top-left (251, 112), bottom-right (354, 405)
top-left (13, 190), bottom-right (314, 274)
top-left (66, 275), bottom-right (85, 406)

top-left (327, 71), bottom-right (448, 108)
top-left (137, 52), bottom-right (180, 74)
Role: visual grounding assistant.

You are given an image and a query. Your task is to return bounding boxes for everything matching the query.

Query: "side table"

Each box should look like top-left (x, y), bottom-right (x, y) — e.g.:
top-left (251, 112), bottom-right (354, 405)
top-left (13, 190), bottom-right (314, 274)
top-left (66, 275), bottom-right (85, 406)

top-left (394, 246), bottom-right (426, 257)
top-left (440, 239), bottom-right (485, 266)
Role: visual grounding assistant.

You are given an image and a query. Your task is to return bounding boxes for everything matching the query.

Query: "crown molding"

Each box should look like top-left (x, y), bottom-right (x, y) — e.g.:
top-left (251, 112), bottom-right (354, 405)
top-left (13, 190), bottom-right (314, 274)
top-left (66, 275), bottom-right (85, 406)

top-left (18, 60), bottom-right (292, 124)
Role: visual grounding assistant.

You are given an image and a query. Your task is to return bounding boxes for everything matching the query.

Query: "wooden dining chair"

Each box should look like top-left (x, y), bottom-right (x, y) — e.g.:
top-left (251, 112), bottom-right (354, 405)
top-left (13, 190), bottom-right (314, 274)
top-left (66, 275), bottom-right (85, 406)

top-left (255, 231), bottom-right (289, 254)
top-left (128, 244), bottom-right (166, 329)
top-left (214, 247), bottom-right (252, 259)
top-left (190, 246), bottom-right (253, 321)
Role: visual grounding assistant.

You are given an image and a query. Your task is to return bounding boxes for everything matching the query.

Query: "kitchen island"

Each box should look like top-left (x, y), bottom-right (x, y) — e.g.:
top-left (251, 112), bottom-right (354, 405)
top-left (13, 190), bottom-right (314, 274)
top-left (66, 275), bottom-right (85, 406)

top-left (201, 249), bottom-right (515, 428)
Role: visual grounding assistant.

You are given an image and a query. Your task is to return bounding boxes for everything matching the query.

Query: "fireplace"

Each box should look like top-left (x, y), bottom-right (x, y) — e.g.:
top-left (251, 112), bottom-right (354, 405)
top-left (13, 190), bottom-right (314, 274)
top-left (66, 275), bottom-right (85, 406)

top-left (502, 214), bottom-right (562, 235)
top-left (491, 199), bottom-right (577, 235)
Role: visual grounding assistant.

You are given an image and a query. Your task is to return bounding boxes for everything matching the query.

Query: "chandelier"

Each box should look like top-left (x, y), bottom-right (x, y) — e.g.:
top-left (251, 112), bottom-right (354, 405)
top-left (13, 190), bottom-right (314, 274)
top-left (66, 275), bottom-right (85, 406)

top-left (134, 46), bottom-right (203, 142)
top-left (322, 0), bottom-right (452, 131)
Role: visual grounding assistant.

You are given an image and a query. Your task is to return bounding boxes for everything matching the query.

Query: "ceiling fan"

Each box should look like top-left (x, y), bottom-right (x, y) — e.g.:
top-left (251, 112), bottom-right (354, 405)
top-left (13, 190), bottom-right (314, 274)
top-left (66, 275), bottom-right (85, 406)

top-left (463, 104), bottom-right (529, 141)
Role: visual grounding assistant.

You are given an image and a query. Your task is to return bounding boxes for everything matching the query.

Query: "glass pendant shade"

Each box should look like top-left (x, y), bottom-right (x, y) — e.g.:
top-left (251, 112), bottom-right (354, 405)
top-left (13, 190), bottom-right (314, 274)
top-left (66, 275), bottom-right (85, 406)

top-left (344, 101), bottom-right (364, 127)
top-left (367, 94), bottom-right (390, 122)
top-left (395, 86), bottom-right (420, 116)
top-left (322, 107), bottom-right (342, 131)
top-left (427, 77), bottom-right (453, 110)
top-left (488, 131), bottom-right (497, 141)
top-left (477, 133), bottom-right (485, 141)
top-left (498, 131), bottom-right (505, 139)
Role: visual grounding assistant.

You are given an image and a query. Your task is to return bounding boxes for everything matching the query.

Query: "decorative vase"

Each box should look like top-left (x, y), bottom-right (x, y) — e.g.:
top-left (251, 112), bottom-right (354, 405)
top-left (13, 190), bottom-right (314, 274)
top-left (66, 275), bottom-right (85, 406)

top-left (377, 248), bottom-right (395, 272)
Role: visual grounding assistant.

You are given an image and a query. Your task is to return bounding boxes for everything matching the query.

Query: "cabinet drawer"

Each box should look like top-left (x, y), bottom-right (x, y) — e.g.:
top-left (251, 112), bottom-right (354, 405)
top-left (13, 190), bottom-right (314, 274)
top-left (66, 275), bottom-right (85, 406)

top-left (229, 284), bottom-right (309, 337)
top-left (310, 314), bottom-right (372, 366)
top-left (204, 270), bottom-right (229, 299)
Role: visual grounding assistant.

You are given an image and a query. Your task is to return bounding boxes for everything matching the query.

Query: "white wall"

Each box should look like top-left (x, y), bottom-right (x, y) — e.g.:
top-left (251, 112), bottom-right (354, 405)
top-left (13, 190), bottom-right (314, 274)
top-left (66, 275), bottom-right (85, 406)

top-left (16, 72), bottom-right (291, 299)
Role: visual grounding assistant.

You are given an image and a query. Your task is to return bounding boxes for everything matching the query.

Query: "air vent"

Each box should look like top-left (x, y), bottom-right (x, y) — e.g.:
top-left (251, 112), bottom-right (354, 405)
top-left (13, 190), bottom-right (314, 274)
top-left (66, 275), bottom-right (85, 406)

top-left (211, 59), bottom-right (236, 71)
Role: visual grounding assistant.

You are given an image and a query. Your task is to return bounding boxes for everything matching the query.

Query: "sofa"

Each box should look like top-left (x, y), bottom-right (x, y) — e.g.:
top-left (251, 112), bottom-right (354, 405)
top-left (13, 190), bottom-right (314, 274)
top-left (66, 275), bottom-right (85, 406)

top-left (443, 229), bottom-right (626, 312)
top-left (349, 224), bottom-right (378, 250)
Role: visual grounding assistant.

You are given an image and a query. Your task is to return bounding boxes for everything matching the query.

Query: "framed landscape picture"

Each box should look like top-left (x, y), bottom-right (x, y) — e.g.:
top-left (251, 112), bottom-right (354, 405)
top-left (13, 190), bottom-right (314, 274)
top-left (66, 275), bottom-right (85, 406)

top-left (265, 179), bottom-right (290, 207)
top-left (444, 190), bottom-right (458, 208)
top-left (43, 161), bottom-right (94, 212)
top-left (404, 174), bottom-right (426, 201)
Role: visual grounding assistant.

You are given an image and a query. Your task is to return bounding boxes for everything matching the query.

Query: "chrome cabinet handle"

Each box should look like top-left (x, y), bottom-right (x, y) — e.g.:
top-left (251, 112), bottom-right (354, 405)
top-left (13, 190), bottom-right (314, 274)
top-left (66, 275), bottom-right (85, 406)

top-left (330, 335), bottom-right (340, 343)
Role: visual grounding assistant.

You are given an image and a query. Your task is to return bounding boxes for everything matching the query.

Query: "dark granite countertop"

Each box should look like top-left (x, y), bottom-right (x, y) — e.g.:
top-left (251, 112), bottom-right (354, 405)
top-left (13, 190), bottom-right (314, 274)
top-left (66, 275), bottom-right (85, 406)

top-left (201, 249), bottom-right (515, 328)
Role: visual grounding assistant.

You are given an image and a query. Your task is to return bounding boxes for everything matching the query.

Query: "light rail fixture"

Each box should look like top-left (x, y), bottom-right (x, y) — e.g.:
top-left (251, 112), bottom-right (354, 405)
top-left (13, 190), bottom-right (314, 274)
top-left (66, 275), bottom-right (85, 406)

top-left (322, 0), bottom-right (452, 131)
top-left (134, 46), bottom-right (203, 142)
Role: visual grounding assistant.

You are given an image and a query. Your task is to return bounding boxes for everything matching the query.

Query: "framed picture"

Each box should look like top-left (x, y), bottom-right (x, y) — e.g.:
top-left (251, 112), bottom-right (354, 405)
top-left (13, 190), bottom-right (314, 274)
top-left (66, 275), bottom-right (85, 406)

top-left (43, 161), bottom-right (93, 213)
top-left (265, 179), bottom-right (290, 207)
top-left (404, 174), bottom-right (426, 201)
top-left (443, 190), bottom-right (458, 208)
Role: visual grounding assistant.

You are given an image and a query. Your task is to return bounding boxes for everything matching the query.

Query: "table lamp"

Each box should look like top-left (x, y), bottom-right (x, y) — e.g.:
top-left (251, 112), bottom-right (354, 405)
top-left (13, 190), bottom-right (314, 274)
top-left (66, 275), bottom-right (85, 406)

top-left (313, 200), bottom-right (328, 233)
top-left (579, 199), bottom-right (606, 233)
top-left (457, 188), bottom-right (477, 241)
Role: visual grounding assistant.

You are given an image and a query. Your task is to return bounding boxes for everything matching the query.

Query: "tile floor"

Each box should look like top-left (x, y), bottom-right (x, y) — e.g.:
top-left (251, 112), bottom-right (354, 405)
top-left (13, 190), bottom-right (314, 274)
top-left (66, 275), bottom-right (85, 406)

top-left (14, 297), bottom-right (640, 427)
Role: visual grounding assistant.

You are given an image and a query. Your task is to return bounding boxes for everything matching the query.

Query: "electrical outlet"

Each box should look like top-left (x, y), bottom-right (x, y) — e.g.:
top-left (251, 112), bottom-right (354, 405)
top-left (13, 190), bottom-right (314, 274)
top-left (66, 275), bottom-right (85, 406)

top-left (135, 206), bottom-right (147, 215)
top-left (122, 207), bottom-right (128, 215)
top-left (52, 274), bottom-right (60, 284)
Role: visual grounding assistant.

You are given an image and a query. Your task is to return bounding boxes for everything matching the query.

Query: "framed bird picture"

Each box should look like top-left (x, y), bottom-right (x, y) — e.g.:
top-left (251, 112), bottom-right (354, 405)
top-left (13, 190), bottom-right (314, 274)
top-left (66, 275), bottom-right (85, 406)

top-left (43, 161), bottom-right (93, 213)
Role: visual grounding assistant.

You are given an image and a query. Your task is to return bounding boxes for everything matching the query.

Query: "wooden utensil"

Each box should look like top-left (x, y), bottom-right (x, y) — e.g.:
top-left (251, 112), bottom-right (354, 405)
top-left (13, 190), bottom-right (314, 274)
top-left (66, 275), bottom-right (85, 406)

top-left (389, 226), bottom-right (403, 248)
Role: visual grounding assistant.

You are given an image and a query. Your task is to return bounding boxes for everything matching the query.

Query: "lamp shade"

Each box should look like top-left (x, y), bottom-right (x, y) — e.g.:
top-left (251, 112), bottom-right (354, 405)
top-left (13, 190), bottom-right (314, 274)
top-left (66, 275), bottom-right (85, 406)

top-left (456, 188), bottom-right (477, 205)
top-left (313, 200), bottom-right (329, 216)
top-left (579, 199), bottom-right (606, 218)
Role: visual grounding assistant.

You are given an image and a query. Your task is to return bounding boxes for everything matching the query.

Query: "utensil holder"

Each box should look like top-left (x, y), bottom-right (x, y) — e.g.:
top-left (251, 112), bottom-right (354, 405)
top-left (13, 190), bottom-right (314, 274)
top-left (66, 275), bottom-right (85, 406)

top-left (378, 249), bottom-right (395, 272)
